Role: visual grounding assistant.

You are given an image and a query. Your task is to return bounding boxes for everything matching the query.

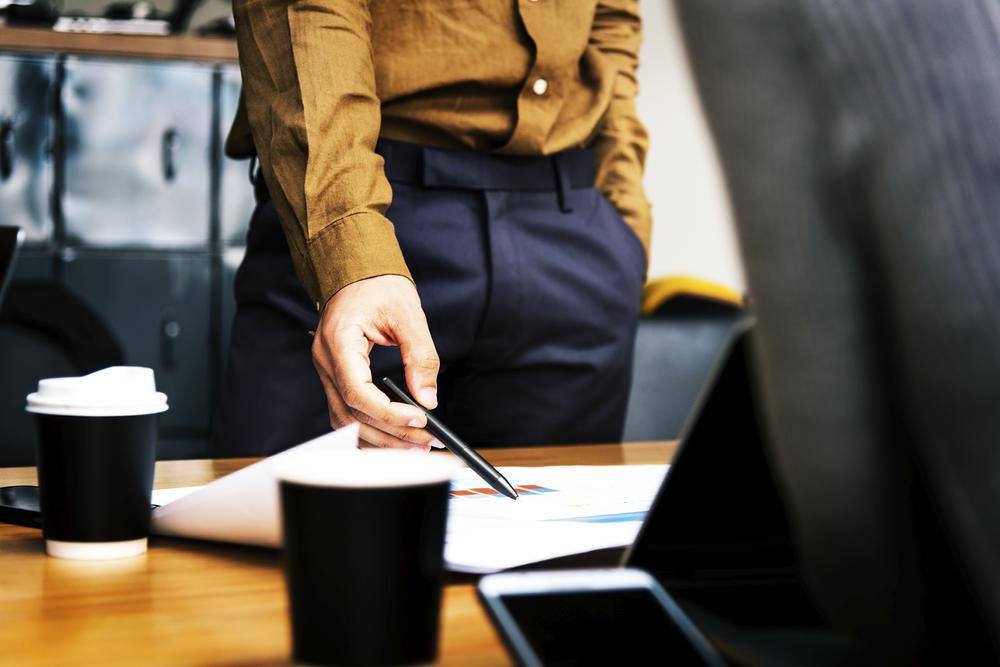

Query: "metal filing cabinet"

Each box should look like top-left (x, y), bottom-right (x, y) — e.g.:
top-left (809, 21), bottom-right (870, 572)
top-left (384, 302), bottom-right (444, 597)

top-left (62, 57), bottom-right (213, 248)
top-left (219, 64), bottom-right (255, 247)
top-left (219, 246), bottom-right (245, 370)
top-left (61, 251), bottom-right (213, 459)
top-left (0, 51), bottom-right (254, 462)
top-left (7, 250), bottom-right (54, 283)
top-left (59, 57), bottom-right (218, 459)
top-left (0, 54), bottom-right (54, 244)
top-left (217, 63), bottom-right (255, 379)
top-left (0, 55), bottom-right (59, 465)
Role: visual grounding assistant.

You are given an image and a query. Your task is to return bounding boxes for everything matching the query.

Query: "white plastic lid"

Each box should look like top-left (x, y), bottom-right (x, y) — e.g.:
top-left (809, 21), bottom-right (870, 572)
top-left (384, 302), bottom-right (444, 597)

top-left (273, 449), bottom-right (460, 489)
top-left (26, 366), bottom-right (169, 417)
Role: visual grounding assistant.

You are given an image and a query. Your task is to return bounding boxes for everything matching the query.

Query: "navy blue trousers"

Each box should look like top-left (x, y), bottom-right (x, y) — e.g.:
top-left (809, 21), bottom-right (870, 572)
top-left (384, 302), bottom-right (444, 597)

top-left (211, 140), bottom-right (645, 457)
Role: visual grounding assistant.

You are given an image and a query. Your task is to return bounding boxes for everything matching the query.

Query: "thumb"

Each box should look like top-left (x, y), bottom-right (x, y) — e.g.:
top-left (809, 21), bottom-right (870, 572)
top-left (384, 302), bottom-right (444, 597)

top-left (396, 311), bottom-right (440, 410)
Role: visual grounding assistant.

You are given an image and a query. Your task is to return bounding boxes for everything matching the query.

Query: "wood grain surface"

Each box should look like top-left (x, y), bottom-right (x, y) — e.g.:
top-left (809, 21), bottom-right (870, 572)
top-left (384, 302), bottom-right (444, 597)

top-left (0, 441), bottom-right (676, 666)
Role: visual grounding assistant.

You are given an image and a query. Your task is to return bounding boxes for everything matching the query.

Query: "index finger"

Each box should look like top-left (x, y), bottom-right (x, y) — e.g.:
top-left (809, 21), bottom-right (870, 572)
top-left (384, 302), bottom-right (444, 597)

top-left (325, 326), bottom-right (428, 428)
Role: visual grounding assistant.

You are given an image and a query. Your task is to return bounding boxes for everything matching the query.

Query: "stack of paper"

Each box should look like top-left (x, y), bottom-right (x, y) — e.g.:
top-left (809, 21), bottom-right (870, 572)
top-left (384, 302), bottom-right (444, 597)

top-left (150, 428), bottom-right (668, 573)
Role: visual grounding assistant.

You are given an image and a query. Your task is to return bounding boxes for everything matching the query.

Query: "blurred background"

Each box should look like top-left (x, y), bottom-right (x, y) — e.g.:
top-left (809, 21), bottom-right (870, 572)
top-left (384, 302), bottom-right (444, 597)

top-left (0, 0), bottom-right (742, 462)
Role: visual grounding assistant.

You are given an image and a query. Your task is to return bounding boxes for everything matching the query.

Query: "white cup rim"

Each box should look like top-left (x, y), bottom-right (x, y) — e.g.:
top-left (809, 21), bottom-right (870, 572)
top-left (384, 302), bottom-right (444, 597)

top-left (273, 449), bottom-right (460, 489)
top-left (25, 395), bottom-right (169, 417)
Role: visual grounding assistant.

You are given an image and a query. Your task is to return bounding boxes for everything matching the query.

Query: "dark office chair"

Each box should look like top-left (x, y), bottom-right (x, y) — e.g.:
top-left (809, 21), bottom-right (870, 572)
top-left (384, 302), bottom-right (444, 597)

top-left (623, 276), bottom-right (743, 441)
top-left (0, 281), bottom-right (125, 466)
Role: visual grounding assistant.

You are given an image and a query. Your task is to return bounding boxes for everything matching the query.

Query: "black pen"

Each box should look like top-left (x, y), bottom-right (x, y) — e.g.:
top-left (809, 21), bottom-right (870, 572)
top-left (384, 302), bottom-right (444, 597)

top-left (380, 377), bottom-right (518, 500)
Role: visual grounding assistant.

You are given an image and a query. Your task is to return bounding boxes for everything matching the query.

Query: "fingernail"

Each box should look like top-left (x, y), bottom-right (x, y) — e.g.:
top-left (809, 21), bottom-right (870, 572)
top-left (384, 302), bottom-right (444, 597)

top-left (418, 388), bottom-right (438, 409)
top-left (429, 439), bottom-right (445, 449)
top-left (408, 443), bottom-right (431, 454)
top-left (407, 416), bottom-right (426, 428)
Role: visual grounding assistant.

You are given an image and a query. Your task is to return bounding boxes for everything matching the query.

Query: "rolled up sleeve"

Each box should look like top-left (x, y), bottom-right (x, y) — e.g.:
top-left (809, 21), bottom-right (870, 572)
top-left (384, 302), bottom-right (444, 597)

top-left (590, 0), bottom-right (652, 265)
top-left (233, 0), bottom-right (410, 306)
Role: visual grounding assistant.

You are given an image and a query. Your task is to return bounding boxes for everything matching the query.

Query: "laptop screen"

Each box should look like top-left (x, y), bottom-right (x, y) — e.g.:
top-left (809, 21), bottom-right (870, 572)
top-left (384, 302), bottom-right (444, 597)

top-left (623, 320), bottom-right (796, 585)
top-left (0, 226), bottom-right (24, 311)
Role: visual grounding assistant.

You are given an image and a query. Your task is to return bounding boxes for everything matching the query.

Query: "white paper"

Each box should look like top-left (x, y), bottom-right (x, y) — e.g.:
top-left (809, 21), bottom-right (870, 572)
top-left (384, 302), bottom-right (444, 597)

top-left (150, 429), bottom-right (667, 573)
top-left (442, 464), bottom-right (666, 573)
top-left (151, 424), bottom-right (359, 547)
top-left (151, 486), bottom-right (200, 506)
top-left (444, 516), bottom-right (646, 574)
top-left (448, 465), bottom-right (666, 522)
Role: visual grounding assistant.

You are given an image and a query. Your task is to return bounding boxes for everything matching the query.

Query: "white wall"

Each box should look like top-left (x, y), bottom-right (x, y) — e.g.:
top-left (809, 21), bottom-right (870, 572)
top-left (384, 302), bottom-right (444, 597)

top-left (636, 0), bottom-right (745, 293)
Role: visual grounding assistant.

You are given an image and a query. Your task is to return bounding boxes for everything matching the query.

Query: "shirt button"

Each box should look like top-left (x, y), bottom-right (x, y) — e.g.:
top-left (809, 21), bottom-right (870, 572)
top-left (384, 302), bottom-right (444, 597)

top-left (532, 78), bottom-right (548, 95)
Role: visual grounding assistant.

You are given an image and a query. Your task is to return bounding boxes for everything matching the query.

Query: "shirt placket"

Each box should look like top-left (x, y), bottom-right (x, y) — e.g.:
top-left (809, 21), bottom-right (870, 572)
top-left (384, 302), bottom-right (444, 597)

top-left (501, 0), bottom-right (563, 154)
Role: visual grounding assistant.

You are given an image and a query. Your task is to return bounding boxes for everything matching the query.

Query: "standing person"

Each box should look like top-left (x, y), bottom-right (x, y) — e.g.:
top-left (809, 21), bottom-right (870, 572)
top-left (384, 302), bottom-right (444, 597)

top-left (678, 0), bottom-right (1000, 663)
top-left (212, 1), bottom-right (651, 457)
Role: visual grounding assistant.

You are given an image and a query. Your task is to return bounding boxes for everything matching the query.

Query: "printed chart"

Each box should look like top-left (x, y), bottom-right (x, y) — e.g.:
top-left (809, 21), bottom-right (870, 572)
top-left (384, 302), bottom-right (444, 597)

top-left (447, 465), bottom-right (666, 523)
top-left (443, 464), bottom-right (669, 572)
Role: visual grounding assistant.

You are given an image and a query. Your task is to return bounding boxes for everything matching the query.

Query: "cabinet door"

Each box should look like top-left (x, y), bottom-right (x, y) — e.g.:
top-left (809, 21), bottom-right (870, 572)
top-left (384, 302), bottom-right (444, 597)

top-left (0, 55), bottom-right (54, 244)
top-left (61, 252), bottom-right (212, 453)
top-left (219, 65), bottom-right (256, 247)
top-left (219, 246), bottom-right (245, 362)
top-left (9, 249), bottom-right (55, 283)
top-left (62, 58), bottom-right (213, 248)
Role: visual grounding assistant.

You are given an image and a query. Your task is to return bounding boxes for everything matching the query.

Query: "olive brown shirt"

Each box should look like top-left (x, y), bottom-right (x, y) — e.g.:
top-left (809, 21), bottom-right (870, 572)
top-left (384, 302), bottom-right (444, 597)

top-left (228, 0), bottom-right (650, 307)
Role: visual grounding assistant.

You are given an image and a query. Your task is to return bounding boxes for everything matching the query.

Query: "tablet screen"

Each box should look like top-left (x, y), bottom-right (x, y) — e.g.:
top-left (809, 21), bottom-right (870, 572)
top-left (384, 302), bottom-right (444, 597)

top-left (500, 587), bottom-right (715, 666)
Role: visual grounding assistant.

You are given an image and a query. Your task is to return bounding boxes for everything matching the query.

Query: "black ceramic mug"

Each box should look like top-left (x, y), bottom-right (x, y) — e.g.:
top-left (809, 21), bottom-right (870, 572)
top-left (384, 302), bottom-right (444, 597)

top-left (26, 367), bottom-right (168, 559)
top-left (275, 449), bottom-right (457, 666)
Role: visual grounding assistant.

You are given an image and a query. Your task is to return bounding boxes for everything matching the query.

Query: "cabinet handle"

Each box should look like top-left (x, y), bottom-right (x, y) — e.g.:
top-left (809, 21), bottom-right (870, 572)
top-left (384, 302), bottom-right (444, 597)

top-left (161, 127), bottom-right (178, 183)
top-left (0, 118), bottom-right (13, 182)
top-left (160, 316), bottom-right (181, 372)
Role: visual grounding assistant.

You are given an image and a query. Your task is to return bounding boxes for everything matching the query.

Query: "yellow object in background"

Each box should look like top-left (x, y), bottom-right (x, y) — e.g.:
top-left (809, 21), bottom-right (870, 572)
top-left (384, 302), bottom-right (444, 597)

top-left (641, 276), bottom-right (743, 316)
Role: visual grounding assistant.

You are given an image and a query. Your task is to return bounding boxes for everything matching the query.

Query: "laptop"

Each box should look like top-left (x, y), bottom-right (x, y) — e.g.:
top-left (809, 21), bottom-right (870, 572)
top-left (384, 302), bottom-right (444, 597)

top-left (0, 226), bottom-right (23, 311)
top-left (622, 318), bottom-right (820, 627)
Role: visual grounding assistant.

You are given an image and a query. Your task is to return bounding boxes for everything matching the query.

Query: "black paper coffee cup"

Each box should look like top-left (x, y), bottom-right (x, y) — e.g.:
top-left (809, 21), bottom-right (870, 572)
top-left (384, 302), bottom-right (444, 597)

top-left (26, 367), bottom-right (168, 559)
top-left (275, 449), bottom-right (458, 666)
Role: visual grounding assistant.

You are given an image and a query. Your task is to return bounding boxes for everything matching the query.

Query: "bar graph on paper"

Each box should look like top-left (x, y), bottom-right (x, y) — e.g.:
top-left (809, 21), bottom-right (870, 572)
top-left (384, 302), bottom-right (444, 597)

top-left (450, 484), bottom-right (557, 498)
top-left (447, 465), bottom-right (667, 523)
top-left (443, 464), bottom-right (668, 573)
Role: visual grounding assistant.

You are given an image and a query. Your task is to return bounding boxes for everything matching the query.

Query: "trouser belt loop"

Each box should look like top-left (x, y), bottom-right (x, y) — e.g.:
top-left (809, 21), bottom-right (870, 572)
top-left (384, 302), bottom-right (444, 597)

top-left (552, 153), bottom-right (574, 213)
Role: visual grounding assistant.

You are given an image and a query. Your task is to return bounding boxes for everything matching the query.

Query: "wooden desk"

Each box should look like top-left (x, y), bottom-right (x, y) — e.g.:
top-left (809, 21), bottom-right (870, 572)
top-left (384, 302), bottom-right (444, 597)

top-left (0, 441), bottom-right (676, 666)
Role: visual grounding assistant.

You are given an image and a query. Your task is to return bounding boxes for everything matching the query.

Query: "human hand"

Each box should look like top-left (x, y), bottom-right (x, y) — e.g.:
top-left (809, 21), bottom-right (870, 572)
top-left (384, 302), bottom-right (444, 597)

top-left (312, 275), bottom-right (442, 452)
